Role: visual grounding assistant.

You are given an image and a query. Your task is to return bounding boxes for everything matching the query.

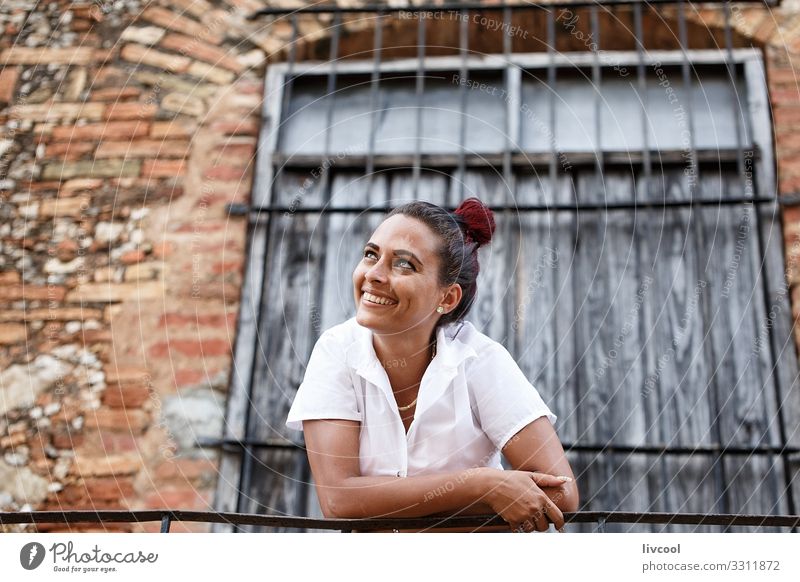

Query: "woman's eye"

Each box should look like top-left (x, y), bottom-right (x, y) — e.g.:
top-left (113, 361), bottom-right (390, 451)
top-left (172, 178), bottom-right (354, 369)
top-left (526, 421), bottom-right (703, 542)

top-left (395, 259), bottom-right (414, 270)
top-left (364, 250), bottom-right (377, 260)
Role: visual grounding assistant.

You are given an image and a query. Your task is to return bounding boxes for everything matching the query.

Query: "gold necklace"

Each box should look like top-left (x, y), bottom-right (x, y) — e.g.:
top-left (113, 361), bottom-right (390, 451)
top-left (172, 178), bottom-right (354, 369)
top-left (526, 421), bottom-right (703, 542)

top-left (396, 339), bottom-right (437, 412)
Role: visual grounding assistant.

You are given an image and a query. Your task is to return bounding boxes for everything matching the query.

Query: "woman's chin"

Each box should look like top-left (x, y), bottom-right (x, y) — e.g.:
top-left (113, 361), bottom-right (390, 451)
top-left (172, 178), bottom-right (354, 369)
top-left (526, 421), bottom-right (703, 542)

top-left (355, 308), bottom-right (392, 330)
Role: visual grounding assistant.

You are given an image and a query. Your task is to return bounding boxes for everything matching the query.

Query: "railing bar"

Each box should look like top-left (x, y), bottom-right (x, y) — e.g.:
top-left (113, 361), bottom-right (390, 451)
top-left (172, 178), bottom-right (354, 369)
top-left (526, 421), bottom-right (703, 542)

top-left (4, 510), bottom-right (799, 530)
top-left (160, 513), bottom-right (172, 533)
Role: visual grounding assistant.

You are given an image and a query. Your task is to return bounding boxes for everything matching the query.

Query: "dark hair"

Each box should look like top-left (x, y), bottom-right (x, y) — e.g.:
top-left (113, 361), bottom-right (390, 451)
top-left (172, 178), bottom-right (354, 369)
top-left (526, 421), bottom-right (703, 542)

top-left (386, 197), bottom-right (496, 328)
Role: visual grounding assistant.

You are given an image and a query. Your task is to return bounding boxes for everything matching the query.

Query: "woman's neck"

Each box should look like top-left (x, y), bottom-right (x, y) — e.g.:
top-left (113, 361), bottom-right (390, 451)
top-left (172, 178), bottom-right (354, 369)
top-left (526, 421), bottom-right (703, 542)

top-left (371, 328), bottom-right (437, 392)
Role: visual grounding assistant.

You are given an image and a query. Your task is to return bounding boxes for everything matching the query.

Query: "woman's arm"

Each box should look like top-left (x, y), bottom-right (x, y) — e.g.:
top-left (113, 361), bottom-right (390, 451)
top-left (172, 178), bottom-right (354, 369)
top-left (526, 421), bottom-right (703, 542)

top-left (501, 416), bottom-right (580, 513)
top-left (303, 418), bottom-right (489, 519)
top-left (303, 418), bottom-right (570, 529)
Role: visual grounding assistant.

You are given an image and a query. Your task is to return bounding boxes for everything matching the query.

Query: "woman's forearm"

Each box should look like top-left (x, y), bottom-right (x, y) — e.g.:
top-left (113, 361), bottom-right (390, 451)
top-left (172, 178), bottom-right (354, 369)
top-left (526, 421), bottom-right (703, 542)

top-left (322, 466), bottom-right (494, 519)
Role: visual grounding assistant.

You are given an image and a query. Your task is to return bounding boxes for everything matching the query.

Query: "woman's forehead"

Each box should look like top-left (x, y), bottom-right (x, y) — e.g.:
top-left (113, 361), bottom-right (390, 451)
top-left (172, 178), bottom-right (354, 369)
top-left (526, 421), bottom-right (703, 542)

top-left (370, 215), bottom-right (437, 255)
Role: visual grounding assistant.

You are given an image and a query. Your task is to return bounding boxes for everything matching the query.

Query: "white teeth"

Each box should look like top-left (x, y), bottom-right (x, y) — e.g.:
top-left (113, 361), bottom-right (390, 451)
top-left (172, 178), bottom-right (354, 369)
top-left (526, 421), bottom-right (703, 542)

top-left (363, 292), bottom-right (397, 305)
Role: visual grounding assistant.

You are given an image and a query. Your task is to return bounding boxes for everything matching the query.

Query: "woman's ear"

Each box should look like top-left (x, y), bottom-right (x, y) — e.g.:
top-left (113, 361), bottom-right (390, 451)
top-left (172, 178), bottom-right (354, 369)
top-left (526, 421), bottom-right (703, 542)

top-left (440, 284), bottom-right (463, 313)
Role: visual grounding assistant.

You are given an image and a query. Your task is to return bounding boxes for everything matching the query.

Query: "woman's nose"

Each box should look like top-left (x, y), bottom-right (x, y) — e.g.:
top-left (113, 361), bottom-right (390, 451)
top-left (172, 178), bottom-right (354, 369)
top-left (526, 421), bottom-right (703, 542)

top-left (366, 258), bottom-right (388, 282)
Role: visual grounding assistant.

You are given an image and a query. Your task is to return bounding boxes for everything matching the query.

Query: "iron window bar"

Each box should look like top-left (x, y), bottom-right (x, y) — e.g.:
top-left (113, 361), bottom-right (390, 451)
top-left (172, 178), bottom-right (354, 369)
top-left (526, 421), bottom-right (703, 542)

top-left (2, 510), bottom-right (799, 533)
top-left (266, 148), bottom-right (759, 169)
top-left (197, 437), bottom-right (800, 457)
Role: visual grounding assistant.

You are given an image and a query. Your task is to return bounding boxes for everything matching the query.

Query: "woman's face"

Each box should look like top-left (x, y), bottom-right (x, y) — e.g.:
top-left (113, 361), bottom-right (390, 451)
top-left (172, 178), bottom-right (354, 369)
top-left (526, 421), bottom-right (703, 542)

top-left (352, 214), bottom-right (459, 335)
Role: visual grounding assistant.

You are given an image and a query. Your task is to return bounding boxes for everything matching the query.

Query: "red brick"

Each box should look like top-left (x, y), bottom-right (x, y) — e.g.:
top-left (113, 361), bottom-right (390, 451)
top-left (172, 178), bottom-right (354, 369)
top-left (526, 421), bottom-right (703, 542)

top-left (44, 141), bottom-right (95, 160)
top-left (1, 46), bottom-right (95, 65)
top-left (84, 409), bottom-right (150, 433)
top-left (0, 272), bottom-right (21, 285)
top-left (203, 165), bottom-right (249, 181)
top-left (780, 174), bottom-right (800, 194)
top-left (51, 121), bottom-right (150, 141)
top-left (174, 368), bottom-right (204, 387)
top-left (149, 338), bottom-right (232, 358)
top-left (211, 260), bottom-right (241, 275)
top-left (209, 118), bottom-right (259, 136)
top-left (142, 159), bottom-right (186, 178)
top-left (234, 78), bottom-right (263, 95)
top-left (777, 132), bottom-right (800, 151)
top-left (144, 487), bottom-right (210, 510)
top-left (154, 458), bottom-right (218, 482)
top-left (774, 106), bottom-right (800, 125)
top-left (770, 88), bottom-right (800, 104)
top-left (52, 429), bottom-right (85, 449)
top-left (85, 477), bottom-right (135, 501)
top-left (160, 33), bottom-right (244, 73)
top-left (0, 323), bottom-right (27, 344)
top-left (102, 382), bottom-right (152, 408)
top-left (151, 120), bottom-right (196, 138)
top-left (152, 241), bottom-right (176, 258)
top-left (173, 221), bottom-right (225, 233)
top-left (779, 156), bottom-right (800, 178)
top-left (0, 65), bottom-right (19, 103)
top-left (141, 6), bottom-right (223, 44)
top-left (769, 68), bottom-right (800, 87)
top-left (214, 142), bottom-right (255, 158)
top-left (105, 101), bottom-right (158, 120)
top-left (93, 66), bottom-right (131, 88)
top-left (119, 250), bottom-right (146, 264)
top-left (97, 430), bottom-right (140, 453)
top-left (18, 180), bottom-right (63, 192)
top-left (121, 43), bottom-right (191, 73)
top-left (783, 205), bottom-right (800, 225)
top-left (160, 312), bottom-right (237, 328)
top-left (0, 285), bottom-right (66, 301)
top-left (95, 139), bottom-right (190, 159)
top-left (90, 87), bottom-right (142, 101)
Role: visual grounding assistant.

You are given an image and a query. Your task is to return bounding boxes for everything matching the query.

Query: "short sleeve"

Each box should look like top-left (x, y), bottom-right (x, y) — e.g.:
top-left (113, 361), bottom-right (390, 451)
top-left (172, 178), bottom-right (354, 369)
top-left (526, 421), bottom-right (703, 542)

top-left (285, 332), bottom-right (362, 431)
top-left (467, 343), bottom-right (557, 450)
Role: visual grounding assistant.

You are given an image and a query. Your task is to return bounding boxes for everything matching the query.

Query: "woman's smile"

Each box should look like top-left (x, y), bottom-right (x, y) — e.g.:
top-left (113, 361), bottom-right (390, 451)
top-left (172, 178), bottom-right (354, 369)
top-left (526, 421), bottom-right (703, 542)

top-left (361, 292), bottom-right (398, 307)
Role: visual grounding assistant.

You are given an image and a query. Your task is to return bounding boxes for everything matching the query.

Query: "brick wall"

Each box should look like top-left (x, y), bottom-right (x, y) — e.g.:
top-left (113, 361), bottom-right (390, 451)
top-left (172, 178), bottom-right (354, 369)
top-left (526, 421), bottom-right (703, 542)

top-left (0, 0), bottom-right (274, 532)
top-left (2, 0), bottom-right (800, 532)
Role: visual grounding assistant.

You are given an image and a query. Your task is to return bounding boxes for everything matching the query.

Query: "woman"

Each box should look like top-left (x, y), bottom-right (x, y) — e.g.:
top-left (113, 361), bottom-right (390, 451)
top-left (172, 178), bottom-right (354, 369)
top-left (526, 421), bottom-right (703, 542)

top-left (286, 197), bottom-right (578, 532)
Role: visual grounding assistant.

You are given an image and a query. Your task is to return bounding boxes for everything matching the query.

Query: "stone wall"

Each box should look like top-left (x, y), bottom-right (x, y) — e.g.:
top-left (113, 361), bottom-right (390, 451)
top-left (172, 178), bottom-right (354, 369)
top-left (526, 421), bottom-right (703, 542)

top-left (1, 0), bottom-right (800, 532)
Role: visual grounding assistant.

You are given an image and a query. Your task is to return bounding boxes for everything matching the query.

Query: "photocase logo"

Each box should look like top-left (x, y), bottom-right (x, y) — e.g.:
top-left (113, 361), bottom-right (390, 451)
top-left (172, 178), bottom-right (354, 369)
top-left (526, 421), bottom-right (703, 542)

top-left (20, 542), bottom-right (46, 570)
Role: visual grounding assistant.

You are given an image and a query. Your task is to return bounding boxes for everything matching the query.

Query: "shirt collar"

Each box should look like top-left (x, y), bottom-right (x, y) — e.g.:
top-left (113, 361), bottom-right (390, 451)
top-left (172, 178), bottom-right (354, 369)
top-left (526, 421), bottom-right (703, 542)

top-left (350, 319), bottom-right (478, 402)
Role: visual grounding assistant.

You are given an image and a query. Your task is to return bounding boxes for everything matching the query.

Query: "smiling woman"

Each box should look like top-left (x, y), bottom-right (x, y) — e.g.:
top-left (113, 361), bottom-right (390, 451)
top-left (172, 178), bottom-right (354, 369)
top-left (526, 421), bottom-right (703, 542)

top-left (285, 198), bottom-right (578, 533)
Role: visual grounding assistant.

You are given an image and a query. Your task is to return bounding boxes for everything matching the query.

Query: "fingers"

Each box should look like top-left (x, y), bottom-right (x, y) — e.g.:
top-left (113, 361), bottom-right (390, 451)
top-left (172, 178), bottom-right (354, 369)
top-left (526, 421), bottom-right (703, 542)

top-left (542, 496), bottom-right (565, 531)
top-left (530, 471), bottom-right (573, 488)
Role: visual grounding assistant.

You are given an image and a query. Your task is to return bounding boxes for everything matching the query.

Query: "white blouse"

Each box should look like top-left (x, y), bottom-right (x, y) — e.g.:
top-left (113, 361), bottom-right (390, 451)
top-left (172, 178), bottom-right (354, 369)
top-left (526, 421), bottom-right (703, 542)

top-left (285, 317), bottom-right (557, 477)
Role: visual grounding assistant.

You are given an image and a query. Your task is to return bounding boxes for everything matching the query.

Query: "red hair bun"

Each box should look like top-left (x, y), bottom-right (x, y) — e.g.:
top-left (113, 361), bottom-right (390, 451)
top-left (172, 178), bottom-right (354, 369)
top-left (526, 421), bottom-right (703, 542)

top-left (454, 197), bottom-right (496, 247)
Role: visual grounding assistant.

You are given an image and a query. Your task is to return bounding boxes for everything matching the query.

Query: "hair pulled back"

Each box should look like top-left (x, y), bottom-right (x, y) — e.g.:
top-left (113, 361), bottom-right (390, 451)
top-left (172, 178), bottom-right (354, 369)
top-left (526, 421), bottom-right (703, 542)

top-left (386, 197), bottom-right (496, 328)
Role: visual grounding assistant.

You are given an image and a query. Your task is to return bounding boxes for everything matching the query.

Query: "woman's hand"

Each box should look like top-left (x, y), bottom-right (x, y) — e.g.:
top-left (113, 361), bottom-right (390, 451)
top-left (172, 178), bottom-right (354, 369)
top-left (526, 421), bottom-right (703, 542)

top-left (480, 468), bottom-right (572, 532)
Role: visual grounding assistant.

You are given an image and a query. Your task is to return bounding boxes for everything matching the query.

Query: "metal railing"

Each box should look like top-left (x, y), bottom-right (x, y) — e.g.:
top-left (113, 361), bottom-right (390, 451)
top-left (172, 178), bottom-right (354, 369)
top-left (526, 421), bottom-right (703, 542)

top-left (2, 510), bottom-right (799, 533)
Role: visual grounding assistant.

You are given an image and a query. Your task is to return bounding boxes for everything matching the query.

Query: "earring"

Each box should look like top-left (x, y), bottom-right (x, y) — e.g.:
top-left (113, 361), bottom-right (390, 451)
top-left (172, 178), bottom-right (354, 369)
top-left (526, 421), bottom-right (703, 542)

top-left (436, 306), bottom-right (444, 314)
